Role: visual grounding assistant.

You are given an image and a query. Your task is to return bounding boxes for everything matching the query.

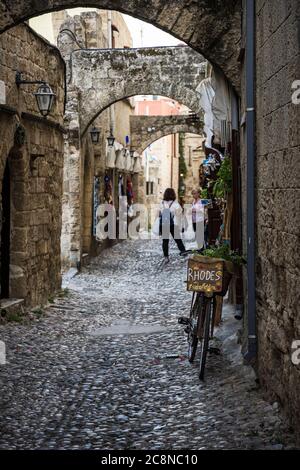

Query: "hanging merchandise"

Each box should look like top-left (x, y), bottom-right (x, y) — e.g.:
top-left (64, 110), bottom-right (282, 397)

top-left (126, 178), bottom-right (134, 206)
top-left (125, 150), bottom-right (132, 172)
top-left (203, 159), bottom-right (211, 177)
top-left (118, 174), bottom-right (125, 197)
top-left (133, 154), bottom-right (142, 173)
top-left (104, 174), bottom-right (113, 204)
top-left (93, 176), bottom-right (101, 236)
top-left (115, 149), bottom-right (125, 170)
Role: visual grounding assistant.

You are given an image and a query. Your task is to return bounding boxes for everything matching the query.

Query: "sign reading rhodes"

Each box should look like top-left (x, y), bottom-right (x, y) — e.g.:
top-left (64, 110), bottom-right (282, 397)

top-left (187, 257), bottom-right (223, 294)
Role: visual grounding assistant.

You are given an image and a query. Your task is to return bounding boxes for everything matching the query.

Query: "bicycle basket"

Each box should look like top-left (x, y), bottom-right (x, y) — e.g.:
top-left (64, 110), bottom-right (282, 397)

top-left (187, 256), bottom-right (233, 296)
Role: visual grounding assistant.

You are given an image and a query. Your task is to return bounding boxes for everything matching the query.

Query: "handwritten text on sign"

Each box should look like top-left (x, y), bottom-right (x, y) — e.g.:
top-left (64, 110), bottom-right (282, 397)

top-left (187, 258), bottom-right (223, 293)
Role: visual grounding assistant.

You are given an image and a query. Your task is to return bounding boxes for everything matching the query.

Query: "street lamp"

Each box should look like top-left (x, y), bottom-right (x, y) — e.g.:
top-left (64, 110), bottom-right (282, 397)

top-left (107, 131), bottom-right (115, 148)
top-left (90, 126), bottom-right (101, 144)
top-left (16, 72), bottom-right (55, 117)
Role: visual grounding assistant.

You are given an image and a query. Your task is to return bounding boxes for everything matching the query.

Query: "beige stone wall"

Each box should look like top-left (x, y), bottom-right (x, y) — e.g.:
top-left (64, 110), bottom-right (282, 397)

top-left (254, 0), bottom-right (300, 436)
top-left (0, 25), bottom-right (65, 124)
top-left (182, 134), bottom-right (205, 200)
top-left (97, 10), bottom-right (133, 49)
top-left (71, 47), bottom-right (206, 136)
top-left (143, 133), bottom-right (179, 205)
top-left (0, 0), bottom-right (242, 93)
top-left (56, 9), bottom-right (135, 266)
top-left (0, 24), bottom-right (65, 307)
top-left (114, 100), bottom-right (135, 146)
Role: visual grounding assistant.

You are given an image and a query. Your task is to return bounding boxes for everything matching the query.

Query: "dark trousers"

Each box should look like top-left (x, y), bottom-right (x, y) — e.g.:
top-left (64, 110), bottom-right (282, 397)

top-left (162, 225), bottom-right (185, 257)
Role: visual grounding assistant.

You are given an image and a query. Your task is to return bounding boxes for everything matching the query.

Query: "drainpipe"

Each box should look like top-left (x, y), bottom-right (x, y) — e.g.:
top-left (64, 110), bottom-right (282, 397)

top-left (244, 0), bottom-right (257, 362)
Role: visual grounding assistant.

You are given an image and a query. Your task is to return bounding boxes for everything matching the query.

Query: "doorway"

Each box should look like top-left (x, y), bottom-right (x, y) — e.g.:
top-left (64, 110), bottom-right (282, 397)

top-left (0, 161), bottom-right (11, 299)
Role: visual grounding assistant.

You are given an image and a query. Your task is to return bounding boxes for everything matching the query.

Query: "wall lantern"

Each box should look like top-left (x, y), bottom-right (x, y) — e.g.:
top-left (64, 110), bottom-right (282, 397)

top-left (107, 131), bottom-right (116, 148)
top-left (16, 72), bottom-right (55, 117)
top-left (90, 126), bottom-right (101, 144)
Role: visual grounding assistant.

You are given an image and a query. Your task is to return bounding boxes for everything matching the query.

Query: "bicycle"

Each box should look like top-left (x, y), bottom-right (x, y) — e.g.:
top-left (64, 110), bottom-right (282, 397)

top-left (178, 249), bottom-right (232, 381)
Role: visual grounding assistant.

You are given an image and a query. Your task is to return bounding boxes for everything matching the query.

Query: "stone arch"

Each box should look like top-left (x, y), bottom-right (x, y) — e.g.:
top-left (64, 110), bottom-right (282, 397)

top-left (0, 1), bottom-right (242, 92)
top-left (130, 115), bottom-right (204, 155)
top-left (71, 46), bottom-right (207, 136)
top-left (141, 130), bottom-right (203, 156)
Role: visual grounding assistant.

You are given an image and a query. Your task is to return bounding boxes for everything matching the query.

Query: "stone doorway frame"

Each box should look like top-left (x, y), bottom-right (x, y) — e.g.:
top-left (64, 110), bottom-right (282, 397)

top-left (0, 160), bottom-right (11, 298)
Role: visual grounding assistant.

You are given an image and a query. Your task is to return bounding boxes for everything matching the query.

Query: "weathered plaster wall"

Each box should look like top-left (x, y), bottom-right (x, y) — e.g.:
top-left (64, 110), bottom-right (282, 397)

top-left (0, 24), bottom-right (65, 307)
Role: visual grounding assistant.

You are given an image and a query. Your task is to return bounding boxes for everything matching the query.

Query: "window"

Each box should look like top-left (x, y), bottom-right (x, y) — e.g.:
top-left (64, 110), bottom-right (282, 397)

top-left (111, 25), bottom-right (119, 49)
top-left (146, 181), bottom-right (154, 196)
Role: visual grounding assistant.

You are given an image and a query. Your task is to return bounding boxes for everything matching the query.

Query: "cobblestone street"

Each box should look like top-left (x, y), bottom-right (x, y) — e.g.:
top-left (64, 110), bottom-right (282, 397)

top-left (0, 240), bottom-right (296, 450)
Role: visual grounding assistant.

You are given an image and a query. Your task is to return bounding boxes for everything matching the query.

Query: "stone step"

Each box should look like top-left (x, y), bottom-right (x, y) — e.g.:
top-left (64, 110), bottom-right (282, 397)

top-left (0, 298), bottom-right (25, 319)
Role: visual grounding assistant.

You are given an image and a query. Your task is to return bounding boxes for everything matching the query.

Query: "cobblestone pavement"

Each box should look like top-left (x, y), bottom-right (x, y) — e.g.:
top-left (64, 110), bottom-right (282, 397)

top-left (0, 239), bottom-right (297, 450)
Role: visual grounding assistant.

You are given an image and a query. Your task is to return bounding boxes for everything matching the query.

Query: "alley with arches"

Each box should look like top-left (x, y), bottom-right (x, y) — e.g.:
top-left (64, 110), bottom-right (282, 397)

top-left (0, 239), bottom-right (296, 450)
top-left (0, 0), bottom-right (299, 454)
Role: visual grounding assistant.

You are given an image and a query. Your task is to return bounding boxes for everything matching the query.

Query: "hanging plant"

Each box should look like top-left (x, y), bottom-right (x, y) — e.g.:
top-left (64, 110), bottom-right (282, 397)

top-left (213, 156), bottom-right (232, 198)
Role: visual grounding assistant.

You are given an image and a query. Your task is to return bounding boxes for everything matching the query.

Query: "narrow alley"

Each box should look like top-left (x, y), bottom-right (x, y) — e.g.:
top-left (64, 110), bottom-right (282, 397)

top-left (0, 239), bottom-right (295, 450)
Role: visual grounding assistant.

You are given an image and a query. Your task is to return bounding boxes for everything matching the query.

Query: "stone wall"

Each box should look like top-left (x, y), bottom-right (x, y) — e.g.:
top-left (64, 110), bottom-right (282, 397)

top-left (0, 0), bottom-right (242, 93)
top-left (130, 115), bottom-right (203, 155)
top-left (182, 134), bottom-right (205, 198)
top-left (254, 0), bottom-right (300, 436)
top-left (0, 24), bottom-right (65, 307)
top-left (57, 10), bottom-right (137, 267)
top-left (72, 46), bottom-right (206, 136)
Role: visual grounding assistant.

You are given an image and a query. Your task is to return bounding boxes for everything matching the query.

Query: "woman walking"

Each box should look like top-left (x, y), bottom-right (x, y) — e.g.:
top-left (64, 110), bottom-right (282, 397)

top-left (191, 189), bottom-right (205, 249)
top-left (159, 188), bottom-right (186, 263)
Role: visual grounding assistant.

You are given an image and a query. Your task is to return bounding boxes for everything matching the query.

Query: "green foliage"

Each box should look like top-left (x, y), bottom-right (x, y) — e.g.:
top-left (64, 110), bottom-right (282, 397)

top-left (32, 308), bottom-right (44, 317)
top-left (202, 244), bottom-right (247, 266)
top-left (57, 288), bottom-right (70, 299)
top-left (3, 311), bottom-right (24, 323)
top-left (201, 188), bottom-right (208, 199)
top-left (213, 156), bottom-right (232, 198)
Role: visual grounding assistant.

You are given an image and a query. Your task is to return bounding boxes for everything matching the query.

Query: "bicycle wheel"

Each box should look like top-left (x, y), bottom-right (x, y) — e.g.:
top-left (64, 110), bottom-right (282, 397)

top-left (187, 293), bottom-right (202, 363)
top-left (199, 298), bottom-right (212, 381)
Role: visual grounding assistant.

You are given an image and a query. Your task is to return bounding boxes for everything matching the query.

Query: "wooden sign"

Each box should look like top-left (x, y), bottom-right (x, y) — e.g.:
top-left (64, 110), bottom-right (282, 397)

top-left (187, 256), bottom-right (223, 294)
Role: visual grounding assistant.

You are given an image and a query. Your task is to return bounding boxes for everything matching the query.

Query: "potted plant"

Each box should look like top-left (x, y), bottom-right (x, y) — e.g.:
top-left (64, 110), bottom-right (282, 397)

top-left (192, 244), bottom-right (246, 296)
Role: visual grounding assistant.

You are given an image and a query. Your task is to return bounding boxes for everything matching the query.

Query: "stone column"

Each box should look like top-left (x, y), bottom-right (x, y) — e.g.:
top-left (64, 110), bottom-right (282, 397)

top-left (61, 86), bottom-right (83, 268)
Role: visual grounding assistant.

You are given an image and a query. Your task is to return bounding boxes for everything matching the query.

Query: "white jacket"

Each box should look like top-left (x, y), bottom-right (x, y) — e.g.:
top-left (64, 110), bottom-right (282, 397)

top-left (159, 200), bottom-right (185, 227)
top-left (152, 200), bottom-right (184, 237)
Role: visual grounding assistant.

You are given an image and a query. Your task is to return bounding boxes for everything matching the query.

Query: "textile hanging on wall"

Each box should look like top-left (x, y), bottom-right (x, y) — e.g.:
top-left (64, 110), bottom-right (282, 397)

top-left (93, 176), bottom-right (101, 236)
top-left (126, 178), bottom-right (134, 206)
top-left (104, 174), bottom-right (113, 204)
top-left (196, 68), bottom-right (233, 149)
